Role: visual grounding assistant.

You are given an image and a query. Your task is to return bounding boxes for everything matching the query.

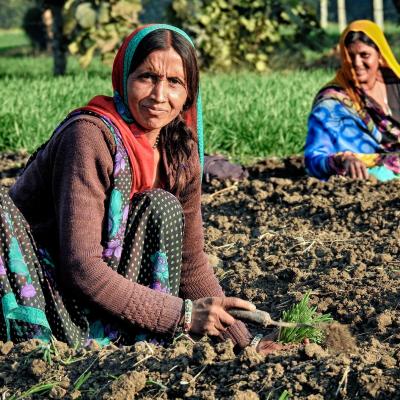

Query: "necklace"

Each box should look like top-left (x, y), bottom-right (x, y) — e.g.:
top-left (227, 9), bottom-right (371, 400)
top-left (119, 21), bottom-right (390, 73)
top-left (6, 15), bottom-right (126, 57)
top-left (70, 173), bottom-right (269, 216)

top-left (152, 134), bottom-right (160, 149)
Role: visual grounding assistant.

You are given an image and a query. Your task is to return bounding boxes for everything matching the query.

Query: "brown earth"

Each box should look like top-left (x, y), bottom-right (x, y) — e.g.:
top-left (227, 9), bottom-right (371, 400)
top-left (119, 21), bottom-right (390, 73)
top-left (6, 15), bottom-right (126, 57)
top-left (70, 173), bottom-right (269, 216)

top-left (0, 153), bottom-right (399, 399)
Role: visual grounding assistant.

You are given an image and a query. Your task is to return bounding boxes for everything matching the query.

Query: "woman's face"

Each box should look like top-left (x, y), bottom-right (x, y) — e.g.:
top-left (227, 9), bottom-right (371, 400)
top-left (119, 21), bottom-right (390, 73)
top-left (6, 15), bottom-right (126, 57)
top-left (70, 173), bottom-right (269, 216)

top-left (127, 48), bottom-right (188, 135)
top-left (347, 40), bottom-right (382, 86)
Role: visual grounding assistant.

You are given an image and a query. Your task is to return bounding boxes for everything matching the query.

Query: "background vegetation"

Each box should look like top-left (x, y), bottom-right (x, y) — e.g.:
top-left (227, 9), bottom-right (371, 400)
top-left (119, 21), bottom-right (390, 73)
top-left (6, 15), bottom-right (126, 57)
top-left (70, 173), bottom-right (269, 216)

top-left (0, 36), bottom-right (332, 162)
top-left (170, 0), bottom-right (325, 71)
top-left (0, 1), bottom-right (399, 161)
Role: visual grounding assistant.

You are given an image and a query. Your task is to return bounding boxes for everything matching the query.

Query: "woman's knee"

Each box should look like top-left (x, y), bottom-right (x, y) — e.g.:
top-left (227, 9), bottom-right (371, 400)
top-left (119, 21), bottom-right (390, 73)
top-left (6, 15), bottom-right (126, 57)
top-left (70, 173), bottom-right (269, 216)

top-left (135, 189), bottom-right (183, 219)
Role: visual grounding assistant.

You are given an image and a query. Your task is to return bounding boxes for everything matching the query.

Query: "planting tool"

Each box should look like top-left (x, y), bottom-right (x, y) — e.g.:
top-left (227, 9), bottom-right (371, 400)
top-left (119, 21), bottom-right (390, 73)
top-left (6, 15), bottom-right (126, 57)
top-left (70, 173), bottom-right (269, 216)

top-left (229, 308), bottom-right (329, 329)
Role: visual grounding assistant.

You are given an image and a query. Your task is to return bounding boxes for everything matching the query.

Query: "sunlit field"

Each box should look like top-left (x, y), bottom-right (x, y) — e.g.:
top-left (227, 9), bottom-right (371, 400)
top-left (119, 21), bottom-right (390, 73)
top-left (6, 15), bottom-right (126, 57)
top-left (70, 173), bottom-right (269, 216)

top-left (0, 54), bottom-right (333, 162)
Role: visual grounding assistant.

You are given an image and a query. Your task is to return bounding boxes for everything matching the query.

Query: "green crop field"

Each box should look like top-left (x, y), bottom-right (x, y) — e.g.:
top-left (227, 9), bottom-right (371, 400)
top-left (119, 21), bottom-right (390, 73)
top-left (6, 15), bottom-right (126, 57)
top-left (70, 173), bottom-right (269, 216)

top-left (3, 25), bottom-right (400, 162)
top-left (0, 29), bottom-right (30, 54)
top-left (0, 54), bottom-right (333, 162)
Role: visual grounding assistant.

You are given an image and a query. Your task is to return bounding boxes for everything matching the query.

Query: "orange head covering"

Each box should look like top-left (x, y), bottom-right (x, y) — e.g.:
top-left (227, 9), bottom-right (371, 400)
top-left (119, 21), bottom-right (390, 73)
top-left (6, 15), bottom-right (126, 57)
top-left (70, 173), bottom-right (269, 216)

top-left (333, 19), bottom-right (400, 110)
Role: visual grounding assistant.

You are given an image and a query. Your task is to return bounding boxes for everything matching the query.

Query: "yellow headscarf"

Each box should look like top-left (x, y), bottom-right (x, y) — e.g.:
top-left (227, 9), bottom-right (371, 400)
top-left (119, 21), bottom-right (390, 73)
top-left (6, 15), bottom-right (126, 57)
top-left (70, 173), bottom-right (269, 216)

top-left (333, 19), bottom-right (400, 111)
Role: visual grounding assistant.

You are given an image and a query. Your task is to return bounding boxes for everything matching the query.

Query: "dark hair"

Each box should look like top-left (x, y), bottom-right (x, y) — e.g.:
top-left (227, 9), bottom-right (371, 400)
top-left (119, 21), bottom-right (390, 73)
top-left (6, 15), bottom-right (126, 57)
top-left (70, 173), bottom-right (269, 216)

top-left (129, 29), bottom-right (199, 195)
top-left (344, 31), bottom-right (379, 52)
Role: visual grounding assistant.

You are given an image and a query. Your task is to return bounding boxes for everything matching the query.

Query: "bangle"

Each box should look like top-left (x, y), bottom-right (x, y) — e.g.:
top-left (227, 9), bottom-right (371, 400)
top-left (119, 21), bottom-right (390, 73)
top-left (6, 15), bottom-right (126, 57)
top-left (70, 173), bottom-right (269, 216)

top-left (250, 334), bottom-right (263, 349)
top-left (183, 299), bottom-right (193, 333)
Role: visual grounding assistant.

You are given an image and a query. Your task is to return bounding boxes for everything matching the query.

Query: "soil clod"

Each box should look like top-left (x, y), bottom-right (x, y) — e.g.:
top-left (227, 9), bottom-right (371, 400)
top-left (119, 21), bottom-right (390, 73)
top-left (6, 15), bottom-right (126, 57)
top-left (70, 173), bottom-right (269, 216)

top-left (325, 323), bottom-right (357, 354)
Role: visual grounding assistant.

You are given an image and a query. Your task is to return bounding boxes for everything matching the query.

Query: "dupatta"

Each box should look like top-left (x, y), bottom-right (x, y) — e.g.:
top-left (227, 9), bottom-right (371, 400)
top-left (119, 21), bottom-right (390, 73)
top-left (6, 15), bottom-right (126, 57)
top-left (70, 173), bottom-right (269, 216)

top-left (78, 24), bottom-right (204, 198)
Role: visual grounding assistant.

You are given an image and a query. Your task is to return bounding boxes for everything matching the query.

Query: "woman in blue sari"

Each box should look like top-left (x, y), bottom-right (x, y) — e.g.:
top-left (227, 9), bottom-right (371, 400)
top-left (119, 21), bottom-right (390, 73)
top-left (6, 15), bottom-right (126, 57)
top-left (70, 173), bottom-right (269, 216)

top-left (305, 20), bottom-right (400, 181)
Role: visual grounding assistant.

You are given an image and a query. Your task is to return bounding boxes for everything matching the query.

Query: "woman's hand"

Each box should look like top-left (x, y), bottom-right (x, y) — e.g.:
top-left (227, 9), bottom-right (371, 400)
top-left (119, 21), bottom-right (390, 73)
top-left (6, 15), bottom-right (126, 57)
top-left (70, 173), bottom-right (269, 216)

top-left (335, 153), bottom-right (369, 179)
top-left (255, 338), bottom-right (286, 355)
top-left (190, 297), bottom-right (255, 336)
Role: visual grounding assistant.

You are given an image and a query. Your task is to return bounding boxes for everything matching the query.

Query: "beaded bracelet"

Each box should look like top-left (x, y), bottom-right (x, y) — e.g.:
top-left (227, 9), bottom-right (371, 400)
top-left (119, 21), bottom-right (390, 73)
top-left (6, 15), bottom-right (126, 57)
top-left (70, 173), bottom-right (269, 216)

top-left (183, 299), bottom-right (193, 333)
top-left (250, 333), bottom-right (263, 349)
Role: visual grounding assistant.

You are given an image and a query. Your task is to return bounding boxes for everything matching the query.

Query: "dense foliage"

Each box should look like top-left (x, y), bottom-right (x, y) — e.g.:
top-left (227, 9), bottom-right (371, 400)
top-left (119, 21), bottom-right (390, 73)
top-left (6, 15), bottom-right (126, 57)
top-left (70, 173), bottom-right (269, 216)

top-left (64, 0), bottom-right (142, 67)
top-left (170, 0), bottom-right (325, 71)
top-left (0, 0), bottom-right (36, 29)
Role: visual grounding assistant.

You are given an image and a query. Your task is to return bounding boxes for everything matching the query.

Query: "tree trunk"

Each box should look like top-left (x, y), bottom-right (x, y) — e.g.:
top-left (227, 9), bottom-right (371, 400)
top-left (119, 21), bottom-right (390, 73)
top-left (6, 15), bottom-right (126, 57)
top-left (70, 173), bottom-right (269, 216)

top-left (320, 0), bottom-right (328, 29)
top-left (42, 8), bottom-right (53, 53)
top-left (337, 0), bottom-right (346, 33)
top-left (48, 1), bottom-right (67, 76)
top-left (373, 0), bottom-right (384, 30)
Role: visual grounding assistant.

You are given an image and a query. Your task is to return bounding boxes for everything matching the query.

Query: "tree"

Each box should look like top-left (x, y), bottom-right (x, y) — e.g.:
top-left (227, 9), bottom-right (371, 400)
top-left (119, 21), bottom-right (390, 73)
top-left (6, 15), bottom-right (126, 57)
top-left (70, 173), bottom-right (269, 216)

top-left (22, 0), bottom-right (142, 74)
top-left (65, 0), bottom-right (142, 68)
top-left (22, 0), bottom-right (68, 75)
top-left (0, 0), bottom-right (36, 29)
top-left (170, 0), bottom-right (324, 71)
top-left (338, 0), bottom-right (346, 32)
top-left (320, 0), bottom-right (328, 28)
top-left (392, 0), bottom-right (400, 13)
top-left (45, 0), bottom-right (68, 76)
top-left (373, 0), bottom-right (384, 29)
top-left (22, 6), bottom-right (49, 52)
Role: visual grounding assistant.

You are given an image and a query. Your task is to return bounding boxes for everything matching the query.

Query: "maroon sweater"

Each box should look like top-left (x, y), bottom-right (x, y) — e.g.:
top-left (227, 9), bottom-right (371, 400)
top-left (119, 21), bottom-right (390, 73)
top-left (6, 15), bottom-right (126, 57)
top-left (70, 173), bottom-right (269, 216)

top-left (9, 115), bottom-right (251, 347)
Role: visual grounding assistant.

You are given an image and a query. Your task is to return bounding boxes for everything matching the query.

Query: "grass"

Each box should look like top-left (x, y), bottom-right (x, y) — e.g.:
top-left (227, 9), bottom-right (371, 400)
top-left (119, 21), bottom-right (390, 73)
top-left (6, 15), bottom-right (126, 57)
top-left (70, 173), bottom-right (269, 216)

top-left (0, 29), bottom-right (30, 54)
top-left (278, 291), bottom-right (333, 344)
top-left (0, 56), bottom-right (112, 151)
top-left (201, 69), bottom-right (331, 162)
top-left (8, 380), bottom-right (60, 400)
top-left (0, 53), bottom-right (332, 161)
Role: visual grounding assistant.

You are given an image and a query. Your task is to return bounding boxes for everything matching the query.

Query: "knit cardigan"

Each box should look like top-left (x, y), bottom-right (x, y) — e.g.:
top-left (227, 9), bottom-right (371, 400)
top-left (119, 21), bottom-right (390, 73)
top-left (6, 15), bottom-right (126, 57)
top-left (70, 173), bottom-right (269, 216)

top-left (9, 115), bottom-right (251, 348)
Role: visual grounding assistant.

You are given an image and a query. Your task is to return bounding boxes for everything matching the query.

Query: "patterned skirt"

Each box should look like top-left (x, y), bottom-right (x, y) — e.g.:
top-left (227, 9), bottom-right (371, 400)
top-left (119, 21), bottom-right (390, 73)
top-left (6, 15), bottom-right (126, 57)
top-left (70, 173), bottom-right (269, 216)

top-left (0, 188), bottom-right (184, 347)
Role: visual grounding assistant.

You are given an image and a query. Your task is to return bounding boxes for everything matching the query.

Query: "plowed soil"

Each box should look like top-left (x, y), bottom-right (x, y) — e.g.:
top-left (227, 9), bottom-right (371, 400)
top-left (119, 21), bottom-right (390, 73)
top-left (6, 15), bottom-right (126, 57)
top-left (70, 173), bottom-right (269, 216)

top-left (0, 153), bottom-right (399, 400)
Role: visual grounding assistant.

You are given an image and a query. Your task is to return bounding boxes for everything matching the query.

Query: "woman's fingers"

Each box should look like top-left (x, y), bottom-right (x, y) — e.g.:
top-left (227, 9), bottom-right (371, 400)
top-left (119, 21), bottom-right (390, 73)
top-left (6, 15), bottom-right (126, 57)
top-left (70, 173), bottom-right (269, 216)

top-left (361, 163), bottom-right (369, 179)
top-left (218, 309), bottom-right (236, 327)
top-left (354, 161), bottom-right (364, 179)
top-left (345, 158), bottom-right (368, 180)
top-left (204, 322), bottom-right (225, 336)
top-left (354, 161), bottom-right (369, 179)
top-left (209, 328), bottom-right (221, 336)
top-left (211, 297), bottom-right (257, 331)
top-left (222, 297), bottom-right (256, 311)
top-left (191, 297), bottom-right (255, 336)
top-left (348, 161), bottom-right (357, 178)
top-left (256, 339), bottom-right (286, 355)
top-left (191, 298), bottom-right (232, 335)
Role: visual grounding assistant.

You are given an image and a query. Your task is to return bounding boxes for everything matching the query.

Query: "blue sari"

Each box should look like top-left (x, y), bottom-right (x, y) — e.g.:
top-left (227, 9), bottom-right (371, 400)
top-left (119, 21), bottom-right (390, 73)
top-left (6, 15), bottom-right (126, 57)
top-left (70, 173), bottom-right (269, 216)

top-left (305, 84), bottom-right (400, 181)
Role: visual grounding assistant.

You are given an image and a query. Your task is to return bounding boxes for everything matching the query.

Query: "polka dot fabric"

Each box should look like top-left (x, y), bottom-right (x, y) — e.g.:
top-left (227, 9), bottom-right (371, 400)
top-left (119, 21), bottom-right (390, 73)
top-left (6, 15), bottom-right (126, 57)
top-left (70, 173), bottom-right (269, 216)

top-left (0, 112), bottom-right (184, 347)
top-left (0, 187), bottom-right (88, 345)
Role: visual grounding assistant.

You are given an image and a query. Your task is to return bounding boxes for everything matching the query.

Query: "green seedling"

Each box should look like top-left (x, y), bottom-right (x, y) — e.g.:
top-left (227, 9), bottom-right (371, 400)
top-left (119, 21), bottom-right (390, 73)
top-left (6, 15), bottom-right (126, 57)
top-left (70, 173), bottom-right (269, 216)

top-left (40, 337), bottom-right (85, 366)
top-left (60, 341), bottom-right (85, 365)
top-left (146, 379), bottom-right (168, 391)
top-left (278, 390), bottom-right (290, 400)
top-left (74, 370), bottom-right (92, 391)
top-left (267, 389), bottom-right (290, 400)
top-left (73, 354), bottom-right (99, 391)
top-left (278, 291), bottom-right (333, 344)
top-left (40, 335), bottom-right (60, 365)
top-left (8, 380), bottom-right (60, 400)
